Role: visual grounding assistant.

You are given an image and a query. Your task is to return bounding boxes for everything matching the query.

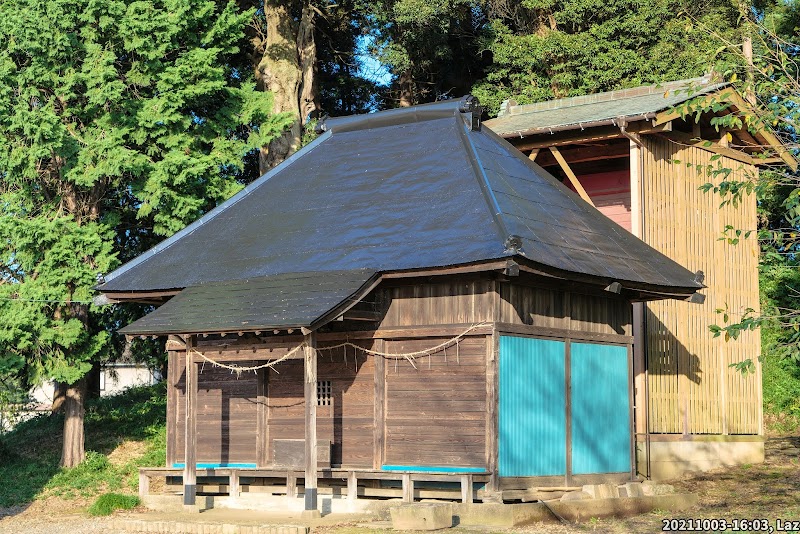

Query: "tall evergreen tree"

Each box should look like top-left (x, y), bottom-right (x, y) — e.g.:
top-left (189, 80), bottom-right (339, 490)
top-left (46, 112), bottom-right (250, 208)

top-left (472, 0), bottom-right (745, 114)
top-left (0, 0), bottom-right (288, 466)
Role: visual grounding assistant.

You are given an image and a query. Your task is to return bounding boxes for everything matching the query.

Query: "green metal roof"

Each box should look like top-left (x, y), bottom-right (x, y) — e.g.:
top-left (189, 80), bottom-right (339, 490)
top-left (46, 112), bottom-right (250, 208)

top-left (484, 77), bottom-right (729, 137)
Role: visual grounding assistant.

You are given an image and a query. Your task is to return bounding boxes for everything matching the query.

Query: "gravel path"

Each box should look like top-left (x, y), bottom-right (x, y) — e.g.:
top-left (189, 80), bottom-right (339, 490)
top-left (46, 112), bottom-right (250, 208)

top-left (0, 512), bottom-right (122, 534)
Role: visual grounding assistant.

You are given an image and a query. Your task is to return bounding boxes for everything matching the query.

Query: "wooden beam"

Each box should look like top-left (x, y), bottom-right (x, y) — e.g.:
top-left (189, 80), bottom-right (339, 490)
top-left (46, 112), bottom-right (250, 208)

top-left (183, 335), bottom-right (197, 508)
top-left (302, 332), bottom-right (320, 517)
top-left (510, 122), bottom-right (672, 151)
top-left (511, 126), bottom-right (623, 151)
top-left (341, 310), bottom-right (382, 322)
top-left (534, 140), bottom-right (630, 168)
top-left (549, 146), bottom-right (595, 206)
top-left (528, 148), bottom-right (540, 161)
top-left (659, 132), bottom-right (758, 166)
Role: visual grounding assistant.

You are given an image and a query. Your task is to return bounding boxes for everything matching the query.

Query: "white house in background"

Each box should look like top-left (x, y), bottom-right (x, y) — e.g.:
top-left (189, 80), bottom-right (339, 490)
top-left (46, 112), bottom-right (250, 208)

top-left (99, 362), bottom-right (161, 396)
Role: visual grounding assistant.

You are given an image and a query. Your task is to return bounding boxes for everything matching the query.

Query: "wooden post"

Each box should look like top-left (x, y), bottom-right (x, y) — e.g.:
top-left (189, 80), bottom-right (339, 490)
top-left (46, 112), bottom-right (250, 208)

top-left (460, 474), bottom-right (473, 504)
top-left (485, 331), bottom-right (500, 495)
top-left (373, 339), bottom-right (386, 469)
top-left (183, 335), bottom-right (198, 508)
top-left (402, 473), bottom-right (413, 503)
top-left (347, 471), bottom-right (358, 502)
top-left (138, 472), bottom-right (150, 499)
top-left (286, 471), bottom-right (296, 501)
top-left (229, 470), bottom-right (240, 499)
top-left (630, 138), bottom-right (649, 469)
top-left (256, 368), bottom-right (267, 467)
top-left (302, 332), bottom-right (321, 517)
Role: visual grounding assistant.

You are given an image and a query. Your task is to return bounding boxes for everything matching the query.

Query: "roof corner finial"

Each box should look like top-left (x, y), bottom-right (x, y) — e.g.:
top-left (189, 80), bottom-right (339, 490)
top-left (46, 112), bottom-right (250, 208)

top-left (459, 94), bottom-right (481, 113)
top-left (504, 235), bottom-right (524, 254)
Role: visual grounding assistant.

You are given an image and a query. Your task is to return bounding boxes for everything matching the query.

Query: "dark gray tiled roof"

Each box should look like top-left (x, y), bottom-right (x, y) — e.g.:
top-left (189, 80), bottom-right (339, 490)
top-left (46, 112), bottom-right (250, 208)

top-left (485, 77), bottom-right (728, 137)
top-left (103, 97), bottom-right (701, 334)
top-left (120, 270), bottom-right (376, 335)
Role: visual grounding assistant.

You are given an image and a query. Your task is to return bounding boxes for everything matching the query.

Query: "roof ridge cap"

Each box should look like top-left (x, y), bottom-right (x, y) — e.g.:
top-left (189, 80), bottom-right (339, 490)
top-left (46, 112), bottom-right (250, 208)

top-left (501, 76), bottom-right (716, 117)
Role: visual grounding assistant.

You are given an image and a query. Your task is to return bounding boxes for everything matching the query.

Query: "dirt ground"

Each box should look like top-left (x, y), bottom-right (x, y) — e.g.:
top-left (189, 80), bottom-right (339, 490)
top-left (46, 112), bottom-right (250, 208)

top-left (1, 436), bottom-right (798, 534)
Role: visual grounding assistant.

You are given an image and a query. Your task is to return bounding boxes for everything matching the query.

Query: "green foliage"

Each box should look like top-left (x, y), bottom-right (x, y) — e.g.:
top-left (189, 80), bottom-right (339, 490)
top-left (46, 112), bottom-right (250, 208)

top-left (0, 0), bottom-right (289, 427)
top-left (88, 493), bottom-right (140, 516)
top-left (0, 383), bottom-right (166, 506)
top-left (472, 0), bottom-right (744, 115)
top-left (364, 0), bottom-right (484, 105)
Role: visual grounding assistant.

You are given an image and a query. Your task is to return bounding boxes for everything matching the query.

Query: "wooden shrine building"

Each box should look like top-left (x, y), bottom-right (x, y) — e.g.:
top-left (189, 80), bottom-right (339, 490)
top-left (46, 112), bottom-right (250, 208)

top-left (100, 97), bottom-right (705, 511)
top-left (485, 76), bottom-right (797, 479)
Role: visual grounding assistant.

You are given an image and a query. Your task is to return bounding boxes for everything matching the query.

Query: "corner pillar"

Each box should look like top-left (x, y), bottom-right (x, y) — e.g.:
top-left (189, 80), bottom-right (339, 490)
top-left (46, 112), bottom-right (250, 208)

top-left (302, 331), bottom-right (321, 518)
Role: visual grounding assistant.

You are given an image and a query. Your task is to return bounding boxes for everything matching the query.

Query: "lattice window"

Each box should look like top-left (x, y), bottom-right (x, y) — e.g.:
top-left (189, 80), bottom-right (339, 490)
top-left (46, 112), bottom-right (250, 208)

top-left (317, 380), bottom-right (332, 406)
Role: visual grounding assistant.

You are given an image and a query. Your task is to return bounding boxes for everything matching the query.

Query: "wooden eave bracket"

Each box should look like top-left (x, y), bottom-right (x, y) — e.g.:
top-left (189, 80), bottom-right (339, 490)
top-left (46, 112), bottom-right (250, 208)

top-left (548, 146), bottom-right (595, 206)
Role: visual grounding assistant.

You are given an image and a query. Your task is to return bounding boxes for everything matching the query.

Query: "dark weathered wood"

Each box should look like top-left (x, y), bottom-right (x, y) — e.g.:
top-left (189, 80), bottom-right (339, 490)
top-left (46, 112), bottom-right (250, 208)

top-left (183, 336), bottom-right (197, 506)
top-left (374, 340), bottom-right (386, 469)
top-left (303, 332), bottom-right (318, 512)
top-left (273, 439), bottom-right (331, 467)
top-left (166, 351), bottom-right (177, 467)
top-left (486, 331), bottom-right (499, 493)
top-left (495, 322), bottom-right (633, 344)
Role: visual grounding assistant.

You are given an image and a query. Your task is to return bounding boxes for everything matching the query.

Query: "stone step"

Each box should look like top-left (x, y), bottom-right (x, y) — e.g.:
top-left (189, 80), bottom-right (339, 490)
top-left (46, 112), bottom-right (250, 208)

top-left (110, 519), bottom-right (310, 534)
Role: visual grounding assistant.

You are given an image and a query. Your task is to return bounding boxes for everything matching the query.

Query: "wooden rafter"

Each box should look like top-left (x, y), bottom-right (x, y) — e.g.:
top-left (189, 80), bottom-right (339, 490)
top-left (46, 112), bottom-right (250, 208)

top-left (548, 146), bottom-right (595, 206)
top-left (654, 88), bottom-right (797, 170)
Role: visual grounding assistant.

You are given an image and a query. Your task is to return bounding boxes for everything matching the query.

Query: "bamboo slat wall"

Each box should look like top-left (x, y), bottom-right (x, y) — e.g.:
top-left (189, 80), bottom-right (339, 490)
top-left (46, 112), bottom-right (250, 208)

top-left (641, 137), bottom-right (761, 435)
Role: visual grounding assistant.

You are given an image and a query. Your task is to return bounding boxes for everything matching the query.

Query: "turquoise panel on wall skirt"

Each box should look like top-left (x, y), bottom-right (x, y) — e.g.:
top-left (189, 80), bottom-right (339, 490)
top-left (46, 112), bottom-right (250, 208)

top-left (498, 336), bottom-right (566, 477)
top-left (571, 342), bottom-right (631, 474)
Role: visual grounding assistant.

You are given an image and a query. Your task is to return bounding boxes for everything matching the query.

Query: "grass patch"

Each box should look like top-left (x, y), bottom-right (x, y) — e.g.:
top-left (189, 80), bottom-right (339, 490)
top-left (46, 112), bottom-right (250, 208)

top-left (88, 493), bottom-right (140, 516)
top-left (0, 382), bottom-right (166, 507)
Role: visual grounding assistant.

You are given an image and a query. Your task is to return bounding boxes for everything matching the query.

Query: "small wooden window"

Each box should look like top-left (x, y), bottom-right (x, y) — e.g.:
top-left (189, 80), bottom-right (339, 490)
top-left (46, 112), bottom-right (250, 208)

top-left (317, 380), bottom-right (332, 406)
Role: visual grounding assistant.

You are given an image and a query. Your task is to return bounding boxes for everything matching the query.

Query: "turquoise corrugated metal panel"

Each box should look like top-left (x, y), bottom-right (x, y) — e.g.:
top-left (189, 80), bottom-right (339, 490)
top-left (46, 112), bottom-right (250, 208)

top-left (571, 342), bottom-right (631, 474)
top-left (499, 336), bottom-right (566, 477)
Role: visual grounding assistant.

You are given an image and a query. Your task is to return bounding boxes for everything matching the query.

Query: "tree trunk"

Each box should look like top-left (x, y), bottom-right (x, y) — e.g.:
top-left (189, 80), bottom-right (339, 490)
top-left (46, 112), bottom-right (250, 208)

top-left (51, 381), bottom-right (67, 414)
top-left (398, 69), bottom-right (414, 107)
top-left (257, 0), bottom-right (317, 174)
top-left (60, 376), bottom-right (87, 468)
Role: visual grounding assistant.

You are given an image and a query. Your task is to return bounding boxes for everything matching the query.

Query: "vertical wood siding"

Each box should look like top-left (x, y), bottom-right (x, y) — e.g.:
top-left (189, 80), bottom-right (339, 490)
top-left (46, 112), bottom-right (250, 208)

top-left (383, 336), bottom-right (488, 468)
top-left (266, 344), bottom-right (375, 467)
top-left (497, 283), bottom-right (632, 336)
top-left (172, 353), bottom-right (260, 464)
top-left (641, 137), bottom-right (761, 435)
top-left (379, 278), bottom-right (631, 337)
top-left (380, 279), bottom-right (495, 326)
